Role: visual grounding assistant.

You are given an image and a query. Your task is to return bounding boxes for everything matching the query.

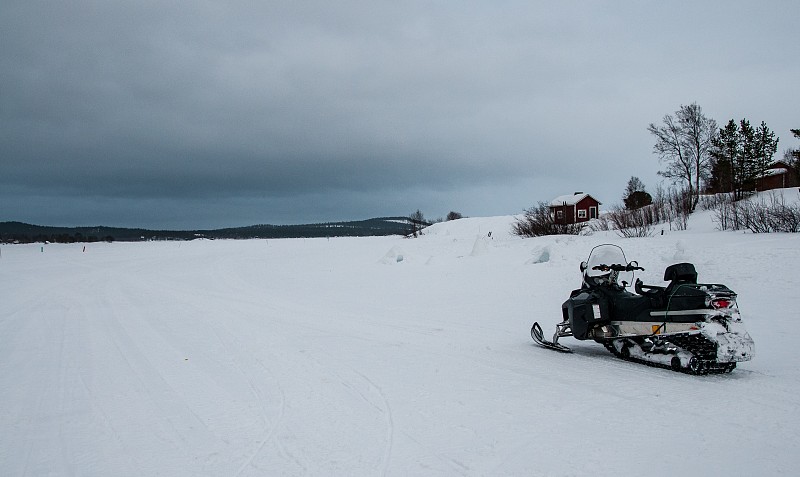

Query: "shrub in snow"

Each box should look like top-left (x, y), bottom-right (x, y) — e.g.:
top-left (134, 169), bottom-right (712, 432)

top-left (709, 191), bottom-right (800, 233)
top-left (511, 202), bottom-right (584, 237)
top-left (595, 187), bottom-right (693, 237)
top-left (605, 205), bottom-right (655, 238)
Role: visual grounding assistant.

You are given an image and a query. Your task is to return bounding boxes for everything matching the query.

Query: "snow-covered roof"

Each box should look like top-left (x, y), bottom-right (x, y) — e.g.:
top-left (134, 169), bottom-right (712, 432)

top-left (762, 167), bottom-right (787, 177)
top-left (549, 193), bottom-right (600, 206)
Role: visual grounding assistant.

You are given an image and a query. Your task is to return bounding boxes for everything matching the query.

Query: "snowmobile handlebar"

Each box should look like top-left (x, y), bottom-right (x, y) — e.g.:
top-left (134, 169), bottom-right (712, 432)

top-left (592, 263), bottom-right (645, 272)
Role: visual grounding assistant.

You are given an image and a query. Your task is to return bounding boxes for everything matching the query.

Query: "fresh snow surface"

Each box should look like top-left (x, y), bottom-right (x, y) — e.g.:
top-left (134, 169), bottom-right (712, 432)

top-left (2, 206), bottom-right (800, 476)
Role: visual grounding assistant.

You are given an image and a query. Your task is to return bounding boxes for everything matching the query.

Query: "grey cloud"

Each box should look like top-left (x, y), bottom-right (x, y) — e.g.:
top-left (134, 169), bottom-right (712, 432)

top-left (2, 1), bottom-right (799, 227)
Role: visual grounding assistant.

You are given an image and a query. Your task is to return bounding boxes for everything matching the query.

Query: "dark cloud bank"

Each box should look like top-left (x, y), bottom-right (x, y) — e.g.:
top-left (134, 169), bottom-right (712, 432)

top-left (2, 1), bottom-right (798, 228)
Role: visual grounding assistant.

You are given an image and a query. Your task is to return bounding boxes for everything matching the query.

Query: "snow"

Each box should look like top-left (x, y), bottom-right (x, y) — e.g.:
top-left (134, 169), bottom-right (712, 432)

top-left (549, 193), bottom-right (594, 206)
top-left (763, 167), bottom-right (787, 177)
top-left (2, 207), bottom-right (800, 476)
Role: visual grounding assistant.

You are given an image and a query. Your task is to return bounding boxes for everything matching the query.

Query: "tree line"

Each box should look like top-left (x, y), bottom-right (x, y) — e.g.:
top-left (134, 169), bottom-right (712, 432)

top-left (647, 103), bottom-right (796, 206)
top-left (2, 233), bottom-right (114, 244)
top-left (0, 217), bottom-right (430, 244)
top-left (513, 103), bottom-right (799, 238)
top-left (610, 104), bottom-right (798, 236)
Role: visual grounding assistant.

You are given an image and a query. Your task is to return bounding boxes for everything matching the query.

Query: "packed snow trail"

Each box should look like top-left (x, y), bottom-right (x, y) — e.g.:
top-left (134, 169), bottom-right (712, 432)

top-left (1, 213), bottom-right (799, 475)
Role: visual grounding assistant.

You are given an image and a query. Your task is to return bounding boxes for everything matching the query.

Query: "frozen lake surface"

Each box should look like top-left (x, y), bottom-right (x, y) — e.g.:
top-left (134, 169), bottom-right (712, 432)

top-left (2, 208), bottom-right (799, 476)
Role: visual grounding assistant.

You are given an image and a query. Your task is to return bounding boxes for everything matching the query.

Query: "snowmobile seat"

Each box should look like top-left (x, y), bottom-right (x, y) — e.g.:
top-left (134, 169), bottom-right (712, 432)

top-left (663, 263), bottom-right (706, 311)
top-left (663, 263), bottom-right (697, 284)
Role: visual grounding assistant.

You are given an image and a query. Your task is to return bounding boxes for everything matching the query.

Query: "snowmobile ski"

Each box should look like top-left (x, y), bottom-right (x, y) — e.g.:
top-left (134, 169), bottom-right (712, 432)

top-left (530, 322), bottom-right (572, 353)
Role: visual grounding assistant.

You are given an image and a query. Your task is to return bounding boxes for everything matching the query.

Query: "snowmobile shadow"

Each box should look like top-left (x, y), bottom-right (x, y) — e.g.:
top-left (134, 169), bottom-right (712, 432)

top-left (530, 341), bottom-right (752, 379)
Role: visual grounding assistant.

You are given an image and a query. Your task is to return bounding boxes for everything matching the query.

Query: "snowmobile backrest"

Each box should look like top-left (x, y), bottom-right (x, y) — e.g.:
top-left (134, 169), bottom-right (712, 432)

top-left (663, 263), bottom-right (697, 284)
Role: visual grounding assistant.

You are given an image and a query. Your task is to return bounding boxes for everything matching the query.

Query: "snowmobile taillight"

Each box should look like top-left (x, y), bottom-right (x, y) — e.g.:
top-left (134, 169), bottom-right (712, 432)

top-left (710, 298), bottom-right (733, 309)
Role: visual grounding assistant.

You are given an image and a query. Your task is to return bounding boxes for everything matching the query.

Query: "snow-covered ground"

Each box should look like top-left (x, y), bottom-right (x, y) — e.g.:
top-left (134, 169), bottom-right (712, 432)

top-left (2, 195), bottom-right (800, 476)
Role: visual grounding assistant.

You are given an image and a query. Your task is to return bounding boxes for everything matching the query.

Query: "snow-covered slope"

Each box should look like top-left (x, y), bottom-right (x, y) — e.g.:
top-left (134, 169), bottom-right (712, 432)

top-left (1, 205), bottom-right (799, 475)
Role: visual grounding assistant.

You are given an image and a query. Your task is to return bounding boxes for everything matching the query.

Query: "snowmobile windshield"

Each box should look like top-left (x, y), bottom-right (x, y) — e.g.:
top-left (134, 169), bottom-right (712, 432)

top-left (584, 244), bottom-right (633, 287)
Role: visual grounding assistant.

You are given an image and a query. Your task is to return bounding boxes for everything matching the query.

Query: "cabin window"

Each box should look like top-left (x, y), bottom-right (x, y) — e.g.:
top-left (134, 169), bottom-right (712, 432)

top-left (556, 210), bottom-right (564, 219)
top-left (578, 209), bottom-right (587, 219)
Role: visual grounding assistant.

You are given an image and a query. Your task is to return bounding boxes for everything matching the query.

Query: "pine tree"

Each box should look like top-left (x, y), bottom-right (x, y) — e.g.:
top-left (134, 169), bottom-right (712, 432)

top-left (709, 119), bottom-right (779, 199)
top-left (753, 121), bottom-right (779, 181)
top-left (624, 176), bottom-right (646, 197)
top-left (622, 176), bottom-right (652, 209)
top-left (738, 119), bottom-right (757, 192)
top-left (710, 120), bottom-right (740, 195)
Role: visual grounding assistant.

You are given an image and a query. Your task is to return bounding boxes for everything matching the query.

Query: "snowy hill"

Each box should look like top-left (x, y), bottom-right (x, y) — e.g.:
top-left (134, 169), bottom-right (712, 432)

top-left (1, 201), bottom-right (799, 475)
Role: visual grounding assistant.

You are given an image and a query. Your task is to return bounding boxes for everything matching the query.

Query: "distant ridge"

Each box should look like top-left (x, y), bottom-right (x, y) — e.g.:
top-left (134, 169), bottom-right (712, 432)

top-left (0, 217), bottom-right (424, 243)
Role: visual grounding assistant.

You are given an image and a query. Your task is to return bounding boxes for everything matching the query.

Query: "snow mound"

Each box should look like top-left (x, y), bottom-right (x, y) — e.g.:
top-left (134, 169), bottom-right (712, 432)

top-left (524, 236), bottom-right (584, 266)
top-left (379, 246), bottom-right (407, 264)
top-left (470, 235), bottom-right (489, 256)
top-left (673, 239), bottom-right (687, 260)
top-left (422, 215), bottom-right (518, 239)
top-left (527, 245), bottom-right (551, 264)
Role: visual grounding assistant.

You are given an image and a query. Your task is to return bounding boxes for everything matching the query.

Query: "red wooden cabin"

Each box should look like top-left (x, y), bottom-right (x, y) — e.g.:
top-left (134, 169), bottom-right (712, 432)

top-left (549, 192), bottom-right (601, 225)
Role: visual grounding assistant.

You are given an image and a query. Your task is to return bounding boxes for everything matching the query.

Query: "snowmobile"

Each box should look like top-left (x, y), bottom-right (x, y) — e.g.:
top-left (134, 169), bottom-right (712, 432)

top-left (531, 244), bottom-right (754, 374)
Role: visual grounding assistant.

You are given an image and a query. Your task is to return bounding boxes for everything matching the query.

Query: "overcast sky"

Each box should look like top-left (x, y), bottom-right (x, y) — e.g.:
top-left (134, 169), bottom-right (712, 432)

top-left (2, 1), bottom-right (798, 228)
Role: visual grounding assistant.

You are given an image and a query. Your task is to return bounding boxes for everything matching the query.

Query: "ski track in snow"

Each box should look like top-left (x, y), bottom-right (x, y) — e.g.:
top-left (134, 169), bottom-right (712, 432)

top-left (2, 202), bottom-right (800, 476)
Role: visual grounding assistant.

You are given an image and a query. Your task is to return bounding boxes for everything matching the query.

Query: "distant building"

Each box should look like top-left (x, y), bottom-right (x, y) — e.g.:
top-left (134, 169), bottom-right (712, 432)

top-left (549, 192), bottom-right (601, 225)
top-left (755, 161), bottom-right (799, 191)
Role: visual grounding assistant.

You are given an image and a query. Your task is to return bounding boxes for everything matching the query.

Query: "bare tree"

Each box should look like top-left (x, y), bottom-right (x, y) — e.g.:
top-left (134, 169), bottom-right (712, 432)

top-left (648, 103), bottom-right (716, 208)
top-left (649, 113), bottom-right (691, 194)
top-left (408, 209), bottom-right (428, 237)
top-left (679, 103), bottom-right (717, 201)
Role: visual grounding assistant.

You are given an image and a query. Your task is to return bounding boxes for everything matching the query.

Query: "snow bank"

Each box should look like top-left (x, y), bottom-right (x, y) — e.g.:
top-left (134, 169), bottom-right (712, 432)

top-left (422, 215), bottom-right (518, 239)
